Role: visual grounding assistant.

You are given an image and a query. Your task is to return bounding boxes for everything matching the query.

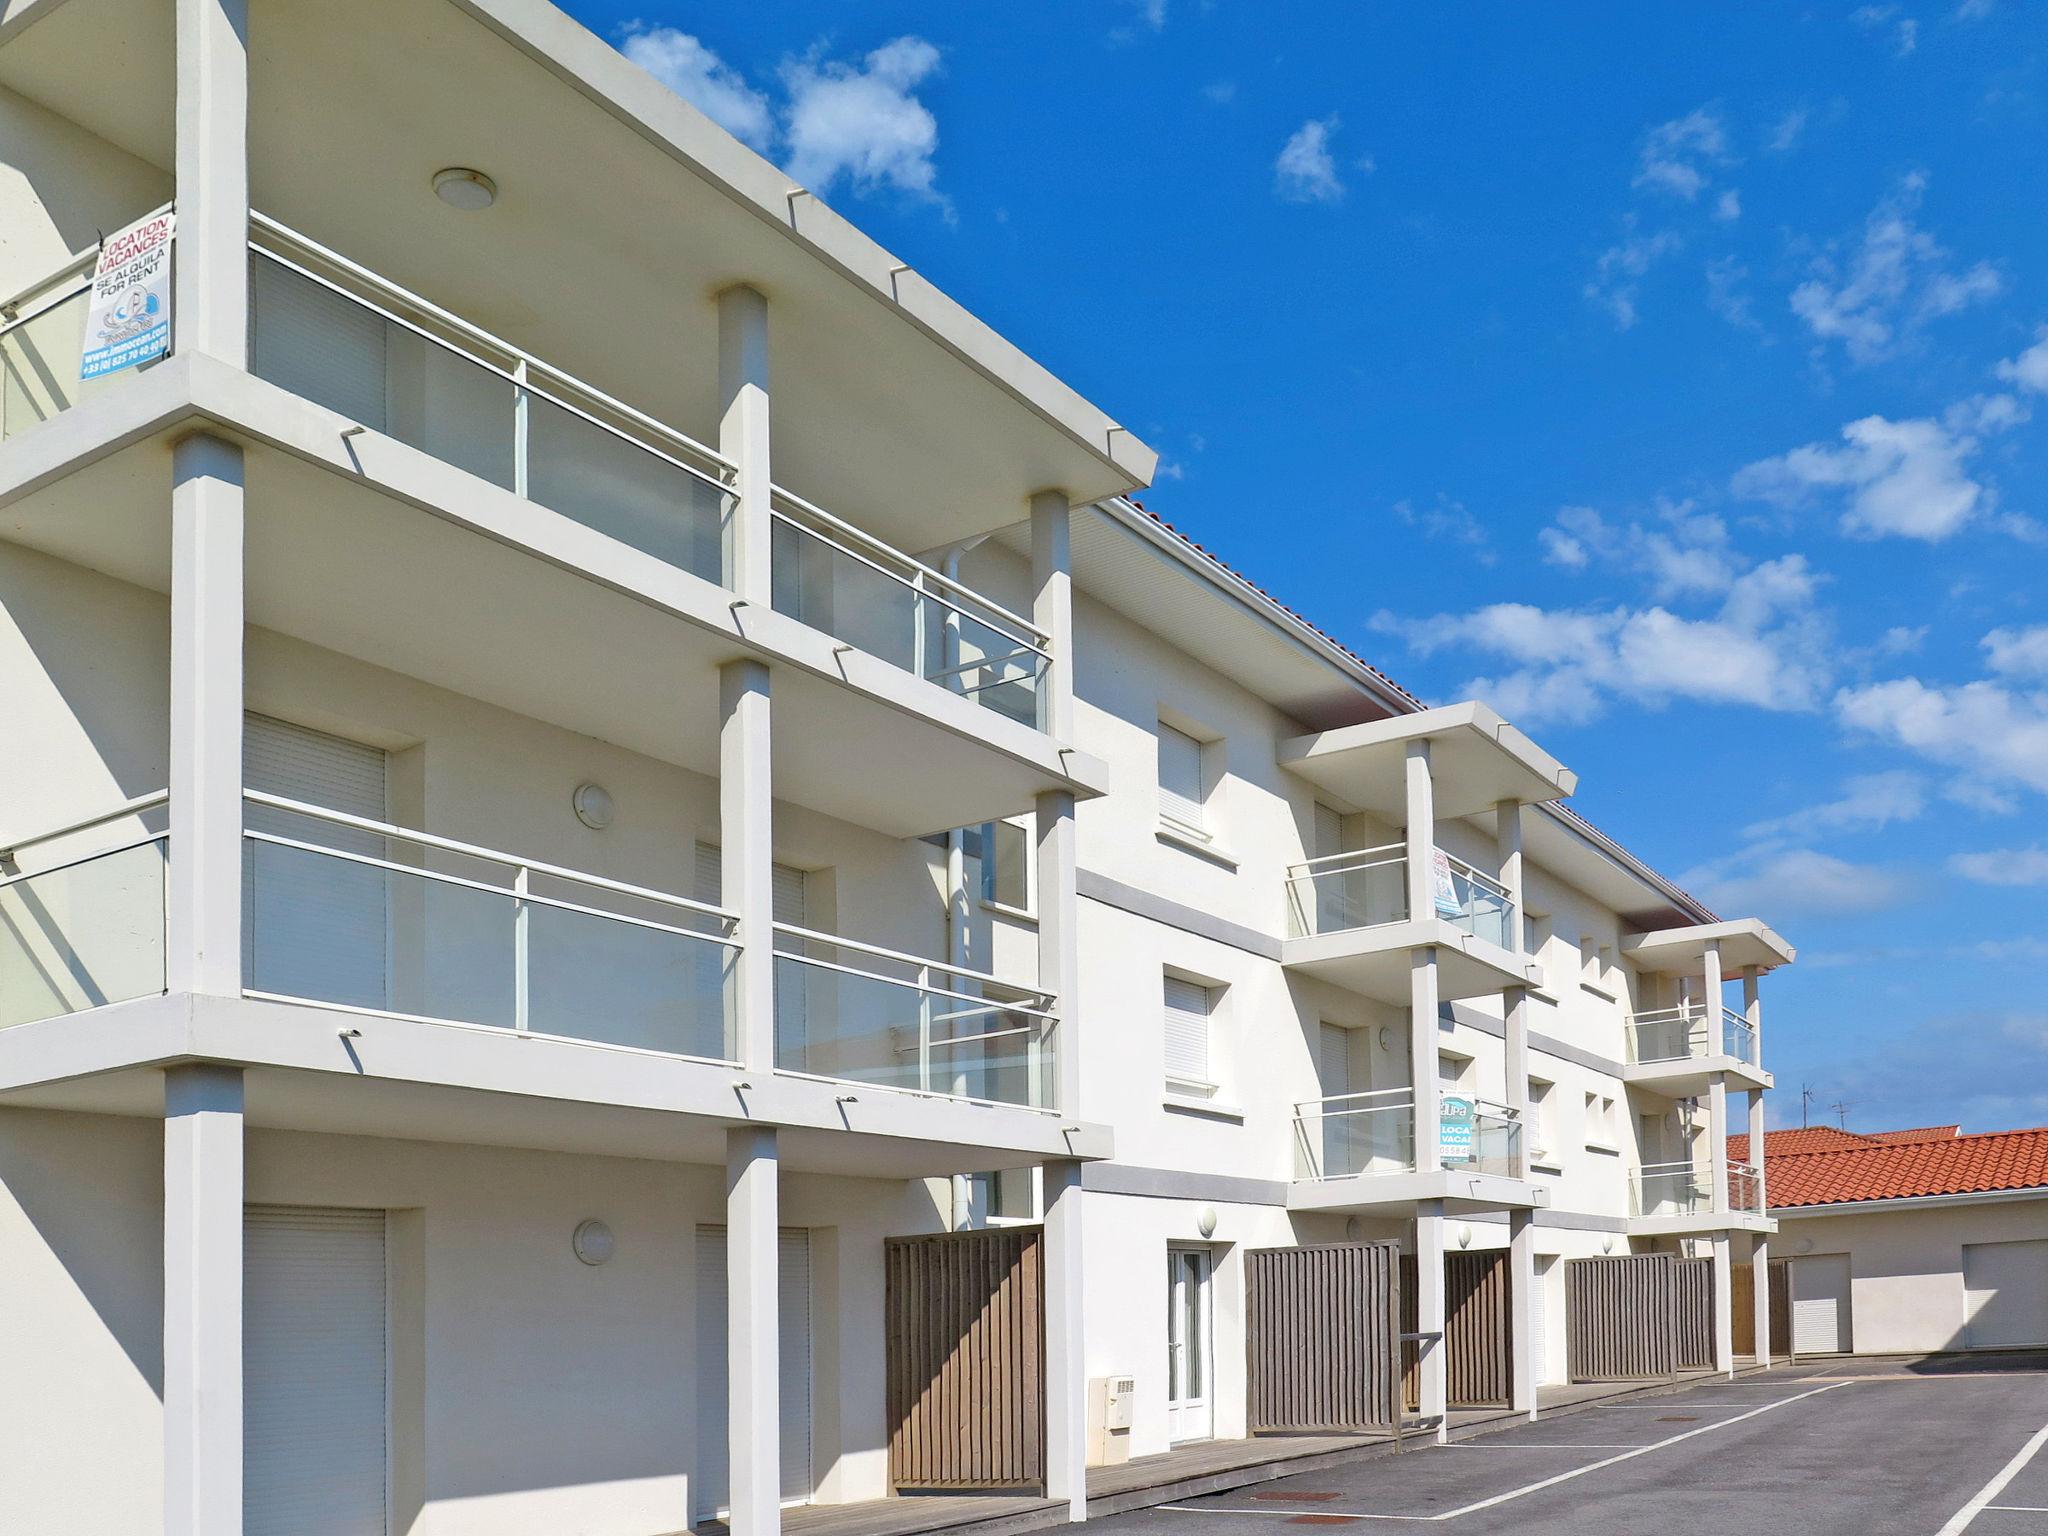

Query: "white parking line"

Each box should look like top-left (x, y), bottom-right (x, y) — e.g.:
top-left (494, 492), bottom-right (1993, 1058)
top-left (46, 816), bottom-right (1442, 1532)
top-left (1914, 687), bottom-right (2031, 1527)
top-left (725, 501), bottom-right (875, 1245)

top-left (1935, 1421), bottom-right (2048, 1536)
top-left (1437, 1443), bottom-right (1642, 1450)
top-left (1160, 1381), bottom-right (1849, 1523)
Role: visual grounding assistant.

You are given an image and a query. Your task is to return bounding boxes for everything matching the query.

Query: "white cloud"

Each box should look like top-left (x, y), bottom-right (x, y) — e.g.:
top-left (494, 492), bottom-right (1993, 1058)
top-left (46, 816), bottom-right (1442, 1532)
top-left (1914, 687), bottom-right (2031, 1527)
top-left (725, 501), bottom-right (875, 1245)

top-left (1372, 553), bottom-right (1829, 727)
top-left (1789, 174), bottom-right (2003, 365)
top-left (1732, 398), bottom-right (2025, 541)
top-left (1713, 189), bottom-right (1743, 222)
top-left (1836, 676), bottom-right (2048, 796)
top-left (1393, 495), bottom-right (1495, 565)
top-left (1686, 847), bottom-right (1913, 916)
top-left (1766, 107), bottom-right (1810, 153)
top-left (1742, 769), bottom-right (1927, 840)
top-left (1852, 4), bottom-right (1919, 55)
top-left (1956, 0), bottom-right (1997, 18)
top-left (1201, 80), bottom-right (1237, 105)
top-left (1995, 328), bottom-right (2048, 393)
top-left (1586, 225), bottom-right (1681, 330)
top-left (1984, 625), bottom-right (2048, 679)
top-left (620, 25), bottom-right (774, 150)
top-left (1538, 502), bottom-right (1745, 601)
top-left (1633, 108), bottom-right (1730, 201)
top-left (1275, 117), bottom-right (1346, 205)
top-left (1949, 847), bottom-right (2048, 885)
top-left (1705, 256), bottom-right (1765, 335)
top-left (782, 38), bottom-right (946, 204)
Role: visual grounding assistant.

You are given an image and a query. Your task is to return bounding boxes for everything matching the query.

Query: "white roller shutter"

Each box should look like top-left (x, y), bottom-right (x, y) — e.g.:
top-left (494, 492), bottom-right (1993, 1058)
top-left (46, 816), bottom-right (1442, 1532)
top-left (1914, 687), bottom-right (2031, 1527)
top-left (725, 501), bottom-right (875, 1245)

top-left (691, 843), bottom-right (808, 924)
top-left (1964, 1239), bottom-right (2048, 1350)
top-left (1318, 1023), bottom-right (1351, 1099)
top-left (251, 258), bottom-right (389, 429)
top-left (1163, 975), bottom-right (1214, 1096)
top-left (245, 1206), bottom-right (387, 1536)
top-left (244, 715), bottom-right (390, 1009)
top-left (1791, 1254), bottom-right (1852, 1355)
top-left (694, 1226), bottom-right (813, 1519)
top-left (1157, 724), bottom-right (1206, 832)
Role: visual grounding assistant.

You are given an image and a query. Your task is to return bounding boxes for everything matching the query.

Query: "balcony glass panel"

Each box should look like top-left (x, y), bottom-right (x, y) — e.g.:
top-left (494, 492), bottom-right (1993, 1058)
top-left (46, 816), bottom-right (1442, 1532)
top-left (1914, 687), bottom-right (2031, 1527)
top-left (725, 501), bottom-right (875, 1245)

top-left (1627, 1005), bottom-right (1759, 1066)
top-left (248, 238), bottom-right (729, 583)
top-left (0, 836), bottom-right (166, 1028)
top-left (1284, 846), bottom-right (1408, 938)
top-left (243, 794), bottom-right (736, 1059)
top-left (770, 503), bottom-right (1048, 728)
top-left (1445, 1099), bottom-right (1525, 1178)
top-left (1293, 1089), bottom-right (1416, 1179)
top-left (1632, 1161), bottom-right (1714, 1217)
top-left (1, 277), bottom-right (120, 442)
top-left (1433, 852), bottom-right (1515, 948)
top-left (772, 926), bottom-right (1055, 1108)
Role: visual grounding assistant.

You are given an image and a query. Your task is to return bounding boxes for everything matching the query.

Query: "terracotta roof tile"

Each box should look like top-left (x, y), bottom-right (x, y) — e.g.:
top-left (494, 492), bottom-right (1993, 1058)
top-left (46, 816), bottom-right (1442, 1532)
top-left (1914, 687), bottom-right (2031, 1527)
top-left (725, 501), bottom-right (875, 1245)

top-left (1747, 1125), bottom-right (2048, 1208)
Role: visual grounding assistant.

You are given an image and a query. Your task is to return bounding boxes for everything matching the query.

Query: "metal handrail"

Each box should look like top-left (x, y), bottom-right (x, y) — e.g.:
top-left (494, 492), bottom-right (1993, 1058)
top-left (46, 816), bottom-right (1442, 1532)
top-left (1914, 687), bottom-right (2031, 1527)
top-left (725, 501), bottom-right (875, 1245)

top-left (0, 790), bottom-right (169, 861)
top-left (1285, 842), bottom-right (1407, 877)
top-left (1439, 850), bottom-right (1511, 903)
top-left (1294, 1086), bottom-right (1415, 1117)
top-left (243, 790), bottom-right (735, 928)
top-left (769, 488), bottom-right (1049, 651)
top-left (248, 214), bottom-right (735, 490)
top-left (771, 920), bottom-right (1056, 1019)
top-left (0, 201), bottom-right (171, 329)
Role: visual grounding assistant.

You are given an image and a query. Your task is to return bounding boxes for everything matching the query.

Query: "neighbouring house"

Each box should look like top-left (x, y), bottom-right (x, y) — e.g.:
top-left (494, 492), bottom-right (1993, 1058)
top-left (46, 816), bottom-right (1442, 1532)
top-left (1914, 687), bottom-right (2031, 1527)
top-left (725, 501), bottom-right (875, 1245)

top-left (0, 2), bottom-right (1793, 1534)
top-left (1733, 1125), bottom-right (2048, 1357)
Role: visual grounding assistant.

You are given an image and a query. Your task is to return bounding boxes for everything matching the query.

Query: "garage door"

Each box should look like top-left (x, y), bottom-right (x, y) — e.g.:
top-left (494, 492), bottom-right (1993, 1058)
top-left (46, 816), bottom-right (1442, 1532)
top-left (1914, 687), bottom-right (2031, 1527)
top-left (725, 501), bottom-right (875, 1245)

top-left (245, 1206), bottom-right (388, 1536)
top-left (1964, 1240), bottom-right (2048, 1350)
top-left (1791, 1254), bottom-right (1852, 1355)
top-left (695, 1227), bottom-right (813, 1520)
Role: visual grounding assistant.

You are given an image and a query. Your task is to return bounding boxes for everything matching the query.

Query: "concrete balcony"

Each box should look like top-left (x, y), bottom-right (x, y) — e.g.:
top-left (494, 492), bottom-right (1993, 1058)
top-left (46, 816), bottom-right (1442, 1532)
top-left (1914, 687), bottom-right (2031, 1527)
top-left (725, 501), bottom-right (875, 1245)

top-left (1626, 1159), bottom-right (1772, 1238)
top-left (0, 793), bottom-right (1095, 1174)
top-left (1623, 1005), bottom-right (1772, 1097)
top-left (1279, 844), bottom-right (1535, 1003)
top-left (1285, 1088), bottom-right (1544, 1217)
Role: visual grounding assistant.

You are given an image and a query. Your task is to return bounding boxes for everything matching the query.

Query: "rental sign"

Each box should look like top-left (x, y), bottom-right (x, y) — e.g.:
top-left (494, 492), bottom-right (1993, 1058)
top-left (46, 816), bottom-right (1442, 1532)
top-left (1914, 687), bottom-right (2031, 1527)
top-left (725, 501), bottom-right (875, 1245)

top-left (1440, 1094), bottom-right (1476, 1163)
top-left (80, 210), bottom-right (174, 381)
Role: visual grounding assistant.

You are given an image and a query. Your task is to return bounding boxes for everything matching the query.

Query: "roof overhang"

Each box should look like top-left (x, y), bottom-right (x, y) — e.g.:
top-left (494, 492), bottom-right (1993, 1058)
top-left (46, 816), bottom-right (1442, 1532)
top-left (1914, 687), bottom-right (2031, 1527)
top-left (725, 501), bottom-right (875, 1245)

top-left (1624, 919), bottom-right (1796, 976)
top-left (1280, 702), bottom-right (1576, 821)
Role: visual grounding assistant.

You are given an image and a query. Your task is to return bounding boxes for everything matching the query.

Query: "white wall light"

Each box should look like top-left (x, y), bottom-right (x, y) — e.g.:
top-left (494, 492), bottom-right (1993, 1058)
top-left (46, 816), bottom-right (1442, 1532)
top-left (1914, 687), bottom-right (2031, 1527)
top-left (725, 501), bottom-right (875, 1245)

top-left (432, 167), bottom-right (498, 211)
top-left (1197, 1206), bottom-right (1219, 1239)
top-left (573, 782), bottom-right (614, 830)
top-left (572, 1219), bottom-right (615, 1266)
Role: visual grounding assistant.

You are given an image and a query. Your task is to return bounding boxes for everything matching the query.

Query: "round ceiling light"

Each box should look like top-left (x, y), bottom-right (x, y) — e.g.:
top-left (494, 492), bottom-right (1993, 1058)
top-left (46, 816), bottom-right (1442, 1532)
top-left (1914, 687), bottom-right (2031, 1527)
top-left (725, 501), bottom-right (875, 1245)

top-left (432, 167), bottom-right (498, 211)
top-left (573, 782), bottom-right (615, 831)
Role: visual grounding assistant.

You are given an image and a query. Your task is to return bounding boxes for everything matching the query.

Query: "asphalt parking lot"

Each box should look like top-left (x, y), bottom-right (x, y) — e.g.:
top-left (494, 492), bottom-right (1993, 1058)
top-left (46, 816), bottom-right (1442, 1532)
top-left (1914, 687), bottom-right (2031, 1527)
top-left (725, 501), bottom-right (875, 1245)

top-left (1105, 1360), bottom-right (2048, 1535)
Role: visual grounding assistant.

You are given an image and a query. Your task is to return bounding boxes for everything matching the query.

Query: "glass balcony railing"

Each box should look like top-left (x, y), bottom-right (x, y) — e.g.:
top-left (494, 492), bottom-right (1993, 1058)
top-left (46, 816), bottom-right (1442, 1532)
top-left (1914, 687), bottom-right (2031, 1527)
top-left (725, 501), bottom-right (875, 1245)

top-left (770, 493), bottom-right (1049, 727)
top-left (1, 260), bottom-right (116, 443)
top-left (771, 925), bottom-right (1055, 1109)
top-left (0, 795), bottom-right (168, 1029)
top-left (242, 790), bottom-right (738, 1060)
top-left (1626, 1004), bottom-right (1759, 1068)
top-left (1448, 1097), bottom-right (1526, 1178)
top-left (1729, 1159), bottom-right (1764, 1212)
top-left (1284, 844), bottom-right (1516, 949)
top-left (1291, 1090), bottom-right (1522, 1181)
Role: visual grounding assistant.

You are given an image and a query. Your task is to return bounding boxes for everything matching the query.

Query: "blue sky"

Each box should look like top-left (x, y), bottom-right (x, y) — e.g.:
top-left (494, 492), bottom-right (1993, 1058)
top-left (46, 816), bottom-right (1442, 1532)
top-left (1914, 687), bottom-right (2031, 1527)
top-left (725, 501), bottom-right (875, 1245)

top-left (566, 1), bottom-right (2048, 1134)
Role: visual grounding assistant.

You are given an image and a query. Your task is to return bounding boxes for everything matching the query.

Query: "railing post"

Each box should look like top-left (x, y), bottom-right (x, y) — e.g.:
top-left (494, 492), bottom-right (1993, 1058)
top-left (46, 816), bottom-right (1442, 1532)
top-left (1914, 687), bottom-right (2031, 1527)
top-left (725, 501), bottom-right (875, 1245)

top-left (718, 285), bottom-right (771, 606)
top-left (511, 358), bottom-right (530, 500)
top-left (175, 0), bottom-right (249, 368)
top-left (512, 865), bottom-right (531, 1032)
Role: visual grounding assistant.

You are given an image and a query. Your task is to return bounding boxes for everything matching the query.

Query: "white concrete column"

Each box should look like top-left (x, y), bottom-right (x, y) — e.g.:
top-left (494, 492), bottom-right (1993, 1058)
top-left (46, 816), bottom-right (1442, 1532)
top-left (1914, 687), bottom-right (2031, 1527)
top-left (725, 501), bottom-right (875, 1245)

top-left (1745, 967), bottom-right (1767, 1214)
top-left (1503, 987), bottom-right (1530, 1173)
top-left (168, 433), bottom-right (245, 996)
top-left (1509, 1207), bottom-right (1537, 1418)
top-left (1035, 790), bottom-right (1080, 1115)
top-left (718, 284), bottom-right (772, 607)
top-left (726, 1126), bottom-right (780, 1536)
top-left (1409, 949), bottom-right (1440, 1172)
top-left (1751, 1233), bottom-right (1772, 1368)
top-left (1710, 1232), bottom-right (1735, 1378)
top-left (719, 660), bottom-right (775, 1069)
top-left (1403, 740), bottom-right (1434, 926)
top-left (1029, 490), bottom-right (1074, 741)
top-left (1708, 1073), bottom-right (1730, 1214)
top-left (1494, 798), bottom-right (1525, 954)
top-left (1415, 1202), bottom-right (1448, 1441)
top-left (1701, 937), bottom-right (1724, 1045)
top-left (175, 0), bottom-right (250, 367)
top-left (164, 1063), bottom-right (244, 1536)
top-left (1042, 1159), bottom-right (1086, 1520)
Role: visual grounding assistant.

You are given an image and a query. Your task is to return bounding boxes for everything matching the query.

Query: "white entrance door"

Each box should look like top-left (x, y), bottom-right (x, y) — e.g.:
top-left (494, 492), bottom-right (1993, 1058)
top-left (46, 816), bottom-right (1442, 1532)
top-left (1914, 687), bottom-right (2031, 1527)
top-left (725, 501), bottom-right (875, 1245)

top-left (1791, 1254), bottom-right (1852, 1355)
top-left (695, 1227), bottom-right (814, 1521)
top-left (245, 1205), bottom-right (388, 1536)
top-left (1964, 1240), bottom-right (2048, 1350)
top-left (1165, 1246), bottom-right (1214, 1443)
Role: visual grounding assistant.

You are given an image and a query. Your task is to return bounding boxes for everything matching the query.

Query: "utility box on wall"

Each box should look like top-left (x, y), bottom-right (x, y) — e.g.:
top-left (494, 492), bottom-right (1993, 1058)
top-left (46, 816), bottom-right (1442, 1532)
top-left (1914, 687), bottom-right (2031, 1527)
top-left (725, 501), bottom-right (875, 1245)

top-left (1087, 1375), bottom-right (1136, 1465)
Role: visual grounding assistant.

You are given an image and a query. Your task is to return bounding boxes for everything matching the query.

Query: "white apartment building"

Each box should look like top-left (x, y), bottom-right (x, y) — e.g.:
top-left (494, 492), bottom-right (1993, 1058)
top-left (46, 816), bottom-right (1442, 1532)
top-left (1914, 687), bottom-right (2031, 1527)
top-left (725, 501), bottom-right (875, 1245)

top-left (0, 3), bottom-right (1793, 1534)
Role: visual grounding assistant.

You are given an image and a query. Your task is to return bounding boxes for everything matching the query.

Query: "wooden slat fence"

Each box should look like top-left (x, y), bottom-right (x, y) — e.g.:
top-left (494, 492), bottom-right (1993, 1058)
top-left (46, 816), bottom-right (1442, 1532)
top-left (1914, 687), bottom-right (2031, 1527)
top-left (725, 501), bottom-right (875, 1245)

top-left (1399, 1251), bottom-right (1513, 1408)
top-left (1566, 1254), bottom-right (1678, 1382)
top-left (1671, 1256), bottom-right (1715, 1369)
top-left (1245, 1242), bottom-right (1401, 1432)
top-left (885, 1227), bottom-right (1044, 1491)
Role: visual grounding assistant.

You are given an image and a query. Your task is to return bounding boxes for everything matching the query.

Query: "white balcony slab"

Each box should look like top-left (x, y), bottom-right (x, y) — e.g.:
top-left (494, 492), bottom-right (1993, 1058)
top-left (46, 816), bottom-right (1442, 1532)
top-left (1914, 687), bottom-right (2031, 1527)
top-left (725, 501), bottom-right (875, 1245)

top-left (1627, 1209), bottom-right (1775, 1239)
top-left (1624, 1056), bottom-right (1773, 1098)
top-left (1280, 702), bottom-right (1575, 820)
top-left (0, 991), bottom-right (1109, 1177)
top-left (1287, 1167), bottom-right (1548, 1218)
top-left (1623, 918), bottom-right (1795, 975)
top-left (1280, 917), bottom-right (1537, 1005)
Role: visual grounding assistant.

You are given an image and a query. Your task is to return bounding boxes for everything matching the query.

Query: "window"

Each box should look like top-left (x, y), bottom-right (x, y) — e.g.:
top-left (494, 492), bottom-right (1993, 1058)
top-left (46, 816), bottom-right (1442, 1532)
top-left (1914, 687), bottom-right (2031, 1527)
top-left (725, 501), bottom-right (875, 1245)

top-left (1524, 910), bottom-right (1552, 963)
top-left (1163, 973), bottom-right (1218, 1098)
top-left (1584, 1091), bottom-right (1618, 1149)
top-left (966, 1167), bottom-right (1037, 1224)
top-left (1528, 1078), bottom-right (1556, 1162)
top-left (1437, 1052), bottom-right (1470, 1091)
top-left (978, 817), bottom-right (1031, 912)
top-left (1157, 721), bottom-right (1210, 836)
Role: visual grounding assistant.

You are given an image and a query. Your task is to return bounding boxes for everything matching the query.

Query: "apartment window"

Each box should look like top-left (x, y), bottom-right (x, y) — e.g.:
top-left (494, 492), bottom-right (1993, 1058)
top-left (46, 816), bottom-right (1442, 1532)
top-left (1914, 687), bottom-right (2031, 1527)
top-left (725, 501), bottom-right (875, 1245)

top-left (978, 817), bottom-right (1031, 912)
top-left (1437, 1052), bottom-right (1471, 1092)
top-left (1163, 973), bottom-right (1219, 1098)
top-left (1528, 1078), bottom-right (1557, 1163)
top-left (1157, 721), bottom-right (1211, 837)
top-left (1584, 1091), bottom-right (1618, 1149)
top-left (1524, 910), bottom-right (1552, 964)
top-left (967, 1168), bottom-right (1037, 1224)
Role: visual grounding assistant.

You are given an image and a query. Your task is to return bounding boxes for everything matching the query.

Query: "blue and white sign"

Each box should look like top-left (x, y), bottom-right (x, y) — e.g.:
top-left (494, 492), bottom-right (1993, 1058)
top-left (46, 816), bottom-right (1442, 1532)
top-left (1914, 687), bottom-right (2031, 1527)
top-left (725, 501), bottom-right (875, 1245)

top-left (81, 211), bottom-right (174, 381)
top-left (1440, 1094), bottom-right (1476, 1162)
top-left (1431, 848), bottom-right (1462, 919)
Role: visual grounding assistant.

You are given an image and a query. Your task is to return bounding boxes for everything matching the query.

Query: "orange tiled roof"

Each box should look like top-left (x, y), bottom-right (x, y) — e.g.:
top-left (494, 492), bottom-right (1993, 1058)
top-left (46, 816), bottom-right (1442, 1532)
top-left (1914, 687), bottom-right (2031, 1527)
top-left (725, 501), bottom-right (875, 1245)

top-left (1746, 1124), bottom-right (2048, 1209)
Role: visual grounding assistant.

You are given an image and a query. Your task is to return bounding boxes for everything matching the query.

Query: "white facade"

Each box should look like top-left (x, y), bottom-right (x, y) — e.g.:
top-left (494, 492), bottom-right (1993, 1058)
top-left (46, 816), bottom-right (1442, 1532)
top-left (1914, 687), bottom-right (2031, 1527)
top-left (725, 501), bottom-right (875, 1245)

top-left (0, 3), bottom-right (1790, 1534)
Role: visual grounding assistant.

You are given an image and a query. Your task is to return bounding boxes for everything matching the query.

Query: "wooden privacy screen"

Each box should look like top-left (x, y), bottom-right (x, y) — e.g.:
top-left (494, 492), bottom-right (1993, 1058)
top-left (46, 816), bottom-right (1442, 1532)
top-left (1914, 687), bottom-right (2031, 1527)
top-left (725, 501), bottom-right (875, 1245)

top-left (1245, 1242), bottom-right (1402, 1432)
top-left (1733, 1262), bottom-right (1792, 1359)
top-left (1731, 1263), bottom-right (1755, 1356)
top-left (1566, 1254), bottom-right (1680, 1381)
top-left (885, 1227), bottom-right (1044, 1491)
top-left (1671, 1256), bottom-right (1716, 1370)
top-left (1400, 1251), bottom-right (1513, 1409)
